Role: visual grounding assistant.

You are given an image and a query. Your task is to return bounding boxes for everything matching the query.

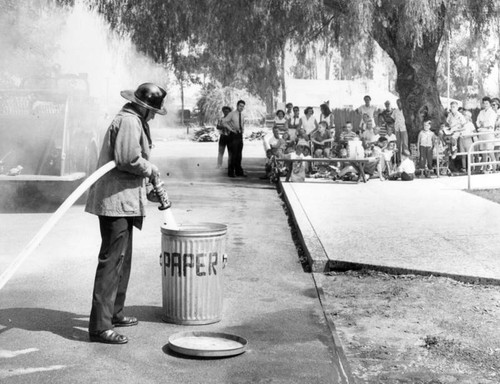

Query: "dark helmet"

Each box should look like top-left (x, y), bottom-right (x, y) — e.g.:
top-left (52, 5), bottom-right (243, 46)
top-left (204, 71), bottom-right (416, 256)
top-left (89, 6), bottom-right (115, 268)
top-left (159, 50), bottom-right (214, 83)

top-left (120, 83), bottom-right (167, 115)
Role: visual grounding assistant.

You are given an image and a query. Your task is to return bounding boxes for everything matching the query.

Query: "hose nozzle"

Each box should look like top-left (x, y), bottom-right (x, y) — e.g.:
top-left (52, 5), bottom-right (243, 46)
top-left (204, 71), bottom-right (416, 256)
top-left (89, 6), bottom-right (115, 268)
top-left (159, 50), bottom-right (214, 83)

top-left (151, 176), bottom-right (172, 210)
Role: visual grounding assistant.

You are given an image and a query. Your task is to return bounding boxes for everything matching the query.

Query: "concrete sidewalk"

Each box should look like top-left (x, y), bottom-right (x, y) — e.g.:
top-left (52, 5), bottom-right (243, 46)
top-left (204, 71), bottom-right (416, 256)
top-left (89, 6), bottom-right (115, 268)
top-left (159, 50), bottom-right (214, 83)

top-left (282, 173), bottom-right (500, 284)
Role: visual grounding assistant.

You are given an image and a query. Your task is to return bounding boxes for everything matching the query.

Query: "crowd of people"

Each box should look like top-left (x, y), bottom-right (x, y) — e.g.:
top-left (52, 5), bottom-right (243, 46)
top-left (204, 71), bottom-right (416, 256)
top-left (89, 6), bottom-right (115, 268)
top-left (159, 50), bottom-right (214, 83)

top-left (215, 95), bottom-right (500, 182)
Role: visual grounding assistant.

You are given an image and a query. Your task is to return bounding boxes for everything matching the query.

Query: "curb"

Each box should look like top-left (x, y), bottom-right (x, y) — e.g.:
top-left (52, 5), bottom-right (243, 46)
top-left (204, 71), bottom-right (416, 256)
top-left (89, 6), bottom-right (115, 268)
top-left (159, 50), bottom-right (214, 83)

top-left (312, 273), bottom-right (357, 384)
top-left (329, 260), bottom-right (500, 286)
top-left (280, 181), bottom-right (356, 383)
top-left (280, 182), bottom-right (329, 272)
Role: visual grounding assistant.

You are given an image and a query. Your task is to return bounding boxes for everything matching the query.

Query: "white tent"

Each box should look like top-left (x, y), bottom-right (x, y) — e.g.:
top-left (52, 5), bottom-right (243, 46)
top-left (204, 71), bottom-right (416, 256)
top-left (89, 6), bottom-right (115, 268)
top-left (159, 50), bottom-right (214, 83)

top-left (285, 79), bottom-right (398, 110)
top-left (285, 78), bottom-right (461, 111)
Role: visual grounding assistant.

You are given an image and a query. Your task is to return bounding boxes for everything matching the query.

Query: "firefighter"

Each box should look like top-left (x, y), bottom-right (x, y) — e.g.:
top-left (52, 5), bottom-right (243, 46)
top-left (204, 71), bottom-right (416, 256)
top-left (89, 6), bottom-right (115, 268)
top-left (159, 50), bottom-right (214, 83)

top-left (85, 83), bottom-right (167, 344)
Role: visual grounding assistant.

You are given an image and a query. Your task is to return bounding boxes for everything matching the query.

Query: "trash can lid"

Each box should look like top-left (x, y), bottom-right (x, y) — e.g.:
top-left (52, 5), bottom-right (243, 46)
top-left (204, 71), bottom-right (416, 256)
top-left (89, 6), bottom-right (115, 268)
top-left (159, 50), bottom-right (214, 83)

top-left (167, 331), bottom-right (247, 357)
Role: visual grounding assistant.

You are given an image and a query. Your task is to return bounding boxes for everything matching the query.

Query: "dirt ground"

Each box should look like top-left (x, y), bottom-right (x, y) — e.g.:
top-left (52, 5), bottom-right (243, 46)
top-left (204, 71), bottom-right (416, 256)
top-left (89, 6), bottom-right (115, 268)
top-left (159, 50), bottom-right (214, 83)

top-left (315, 270), bottom-right (500, 384)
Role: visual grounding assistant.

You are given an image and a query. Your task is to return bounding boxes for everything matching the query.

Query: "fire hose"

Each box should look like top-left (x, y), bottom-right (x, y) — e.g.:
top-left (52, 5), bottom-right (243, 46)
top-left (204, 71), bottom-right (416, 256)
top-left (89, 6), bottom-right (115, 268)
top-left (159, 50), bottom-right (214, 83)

top-left (0, 160), bottom-right (175, 291)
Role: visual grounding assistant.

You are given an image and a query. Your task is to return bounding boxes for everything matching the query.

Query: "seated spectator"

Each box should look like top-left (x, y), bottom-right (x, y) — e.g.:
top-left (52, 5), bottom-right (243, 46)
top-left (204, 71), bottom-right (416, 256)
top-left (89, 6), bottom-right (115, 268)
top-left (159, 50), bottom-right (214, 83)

top-left (389, 149), bottom-right (415, 181)
top-left (371, 125), bottom-right (381, 144)
top-left (311, 121), bottom-right (333, 157)
top-left (360, 119), bottom-right (376, 148)
top-left (295, 127), bottom-right (310, 148)
top-left (263, 126), bottom-right (286, 157)
top-left (386, 126), bottom-right (397, 144)
top-left (284, 145), bottom-right (309, 182)
top-left (364, 136), bottom-right (389, 181)
top-left (274, 110), bottom-right (289, 134)
top-left (340, 121), bottom-right (358, 142)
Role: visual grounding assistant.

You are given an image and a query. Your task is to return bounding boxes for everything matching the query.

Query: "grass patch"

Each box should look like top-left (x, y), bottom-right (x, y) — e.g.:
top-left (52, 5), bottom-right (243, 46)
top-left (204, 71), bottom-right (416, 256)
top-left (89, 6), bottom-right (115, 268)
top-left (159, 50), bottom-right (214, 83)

top-left (467, 188), bottom-right (500, 204)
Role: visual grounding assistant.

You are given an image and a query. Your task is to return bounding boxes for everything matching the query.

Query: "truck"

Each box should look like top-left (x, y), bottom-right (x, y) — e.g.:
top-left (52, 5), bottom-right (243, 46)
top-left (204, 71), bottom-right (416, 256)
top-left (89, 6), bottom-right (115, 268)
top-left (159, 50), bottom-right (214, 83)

top-left (0, 73), bottom-right (105, 207)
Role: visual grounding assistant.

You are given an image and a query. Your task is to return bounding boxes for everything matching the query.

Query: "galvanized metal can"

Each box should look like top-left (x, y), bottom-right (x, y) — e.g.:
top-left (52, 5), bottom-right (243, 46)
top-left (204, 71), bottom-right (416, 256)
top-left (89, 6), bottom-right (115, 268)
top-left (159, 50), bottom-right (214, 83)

top-left (160, 223), bottom-right (227, 325)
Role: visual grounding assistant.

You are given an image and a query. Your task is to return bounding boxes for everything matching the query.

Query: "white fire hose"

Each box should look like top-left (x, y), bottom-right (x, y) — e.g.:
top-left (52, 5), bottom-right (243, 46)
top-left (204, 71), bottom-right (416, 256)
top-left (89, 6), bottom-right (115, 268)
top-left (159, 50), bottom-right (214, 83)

top-left (0, 161), bottom-right (117, 291)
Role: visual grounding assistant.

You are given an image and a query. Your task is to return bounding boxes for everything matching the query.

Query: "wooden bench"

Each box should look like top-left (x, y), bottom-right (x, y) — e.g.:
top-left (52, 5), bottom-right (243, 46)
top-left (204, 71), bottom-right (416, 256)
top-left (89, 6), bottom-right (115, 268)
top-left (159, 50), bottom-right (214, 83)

top-left (282, 157), bottom-right (371, 183)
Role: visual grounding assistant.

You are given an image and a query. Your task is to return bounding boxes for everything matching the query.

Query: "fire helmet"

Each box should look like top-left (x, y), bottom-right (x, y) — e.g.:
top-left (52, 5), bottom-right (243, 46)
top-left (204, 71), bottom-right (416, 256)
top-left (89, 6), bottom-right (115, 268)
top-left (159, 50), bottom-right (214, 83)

top-left (120, 83), bottom-right (167, 115)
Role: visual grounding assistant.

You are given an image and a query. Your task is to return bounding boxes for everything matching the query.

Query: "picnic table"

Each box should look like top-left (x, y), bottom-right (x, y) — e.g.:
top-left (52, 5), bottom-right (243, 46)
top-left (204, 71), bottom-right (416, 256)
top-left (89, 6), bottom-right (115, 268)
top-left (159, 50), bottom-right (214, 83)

top-left (282, 157), bottom-right (372, 183)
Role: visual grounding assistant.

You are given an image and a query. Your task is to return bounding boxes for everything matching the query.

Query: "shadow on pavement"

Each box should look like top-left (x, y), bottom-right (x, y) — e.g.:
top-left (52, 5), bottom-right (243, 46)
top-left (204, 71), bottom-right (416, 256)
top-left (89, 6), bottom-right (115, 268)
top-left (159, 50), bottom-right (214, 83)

top-left (124, 305), bottom-right (164, 323)
top-left (0, 307), bottom-right (88, 341)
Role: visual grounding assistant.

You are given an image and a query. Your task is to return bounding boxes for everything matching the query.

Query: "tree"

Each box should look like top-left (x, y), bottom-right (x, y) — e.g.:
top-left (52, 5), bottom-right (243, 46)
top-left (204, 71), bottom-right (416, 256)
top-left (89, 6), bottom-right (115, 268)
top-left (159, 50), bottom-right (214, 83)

top-left (322, 0), bottom-right (499, 140)
top-left (85, 0), bottom-right (499, 139)
top-left (89, 0), bottom-right (317, 114)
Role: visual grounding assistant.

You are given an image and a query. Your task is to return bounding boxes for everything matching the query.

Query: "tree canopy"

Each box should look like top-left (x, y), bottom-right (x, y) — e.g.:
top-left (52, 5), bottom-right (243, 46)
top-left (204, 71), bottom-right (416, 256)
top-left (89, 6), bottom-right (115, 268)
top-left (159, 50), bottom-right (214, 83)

top-left (86, 0), bottom-right (499, 138)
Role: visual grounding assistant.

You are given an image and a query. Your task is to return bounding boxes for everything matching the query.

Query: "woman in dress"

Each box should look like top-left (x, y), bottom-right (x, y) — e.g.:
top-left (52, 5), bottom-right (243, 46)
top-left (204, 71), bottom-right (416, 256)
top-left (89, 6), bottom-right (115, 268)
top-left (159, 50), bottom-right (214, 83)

top-left (298, 106), bottom-right (318, 135)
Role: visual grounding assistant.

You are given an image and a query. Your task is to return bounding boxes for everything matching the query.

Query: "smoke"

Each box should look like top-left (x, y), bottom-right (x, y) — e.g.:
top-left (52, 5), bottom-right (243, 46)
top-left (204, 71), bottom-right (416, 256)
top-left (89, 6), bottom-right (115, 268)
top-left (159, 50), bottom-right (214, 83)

top-left (0, 0), bottom-right (181, 211)
top-left (0, 0), bottom-right (179, 124)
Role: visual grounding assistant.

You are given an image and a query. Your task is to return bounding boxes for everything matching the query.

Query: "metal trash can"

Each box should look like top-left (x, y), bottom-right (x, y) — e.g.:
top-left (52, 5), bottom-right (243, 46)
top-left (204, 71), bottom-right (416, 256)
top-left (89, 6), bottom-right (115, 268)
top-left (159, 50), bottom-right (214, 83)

top-left (160, 223), bottom-right (227, 325)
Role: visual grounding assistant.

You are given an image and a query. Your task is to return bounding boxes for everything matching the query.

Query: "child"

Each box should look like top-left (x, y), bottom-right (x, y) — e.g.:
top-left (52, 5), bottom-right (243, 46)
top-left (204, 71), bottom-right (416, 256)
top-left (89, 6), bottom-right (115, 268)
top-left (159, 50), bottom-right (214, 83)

top-left (417, 119), bottom-right (434, 177)
top-left (295, 127), bottom-right (310, 148)
top-left (389, 149), bottom-right (415, 180)
top-left (311, 121), bottom-right (333, 157)
top-left (386, 126), bottom-right (397, 144)
top-left (285, 146), bottom-right (307, 182)
top-left (340, 121), bottom-right (358, 142)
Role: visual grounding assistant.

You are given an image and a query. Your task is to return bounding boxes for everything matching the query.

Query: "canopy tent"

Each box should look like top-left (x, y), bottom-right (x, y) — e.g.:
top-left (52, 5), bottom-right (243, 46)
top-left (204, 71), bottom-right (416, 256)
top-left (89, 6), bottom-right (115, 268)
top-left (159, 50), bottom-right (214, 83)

top-left (284, 79), bottom-right (398, 111)
top-left (284, 79), bottom-right (461, 111)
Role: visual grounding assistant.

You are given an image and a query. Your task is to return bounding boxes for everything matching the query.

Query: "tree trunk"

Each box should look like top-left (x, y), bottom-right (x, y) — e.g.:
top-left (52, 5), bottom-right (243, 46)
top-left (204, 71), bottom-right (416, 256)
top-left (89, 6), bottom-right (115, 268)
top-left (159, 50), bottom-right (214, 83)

top-left (280, 44), bottom-right (287, 102)
top-left (265, 89), bottom-right (274, 115)
top-left (372, 5), bottom-right (446, 143)
top-left (393, 48), bottom-right (444, 143)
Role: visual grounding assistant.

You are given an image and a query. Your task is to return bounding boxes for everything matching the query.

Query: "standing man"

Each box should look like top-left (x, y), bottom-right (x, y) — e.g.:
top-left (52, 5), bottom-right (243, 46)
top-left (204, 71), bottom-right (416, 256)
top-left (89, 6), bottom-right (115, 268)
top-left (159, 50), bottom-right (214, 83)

top-left (476, 96), bottom-right (497, 172)
top-left (288, 106), bottom-right (301, 140)
top-left (223, 99), bottom-right (247, 177)
top-left (356, 95), bottom-right (377, 132)
top-left (393, 99), bottom-right (409, 163)
top-left (216, 106), bottom-right (232, 168)
top-left (285, 102), bottom-right (294, 121)
top-left (85, 83), bottom-right (167, 344)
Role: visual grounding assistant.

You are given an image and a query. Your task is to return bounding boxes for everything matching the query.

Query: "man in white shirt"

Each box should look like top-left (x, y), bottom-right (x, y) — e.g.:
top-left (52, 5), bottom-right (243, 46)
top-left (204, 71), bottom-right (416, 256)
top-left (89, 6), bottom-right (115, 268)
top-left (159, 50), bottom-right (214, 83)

top-left (393, 99), bottom-right (408, 163)
top-left (356, 95), bottom-right (377, 132)
top-left (222, 99), bottom-right (247, 177)
top-left (476, 96), bottom-right (497, 171)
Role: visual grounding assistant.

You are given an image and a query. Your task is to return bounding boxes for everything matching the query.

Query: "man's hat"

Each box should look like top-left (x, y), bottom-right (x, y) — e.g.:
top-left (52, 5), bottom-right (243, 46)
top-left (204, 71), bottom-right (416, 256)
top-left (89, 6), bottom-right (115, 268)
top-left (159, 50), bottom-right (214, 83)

top-left (121, 83), bottom-right (167, 115)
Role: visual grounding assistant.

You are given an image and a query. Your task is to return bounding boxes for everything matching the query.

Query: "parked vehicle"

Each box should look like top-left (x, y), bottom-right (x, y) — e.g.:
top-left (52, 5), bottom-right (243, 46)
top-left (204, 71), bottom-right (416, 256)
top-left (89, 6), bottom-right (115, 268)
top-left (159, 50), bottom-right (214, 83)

top-left (0, 73), bottom-right (106, 205)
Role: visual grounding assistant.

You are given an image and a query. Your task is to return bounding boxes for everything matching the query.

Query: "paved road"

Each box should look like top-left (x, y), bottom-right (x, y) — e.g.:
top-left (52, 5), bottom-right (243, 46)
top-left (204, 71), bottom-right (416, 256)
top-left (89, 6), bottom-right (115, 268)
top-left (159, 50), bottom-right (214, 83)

top-left (0, 139), bottom-right (348, 383)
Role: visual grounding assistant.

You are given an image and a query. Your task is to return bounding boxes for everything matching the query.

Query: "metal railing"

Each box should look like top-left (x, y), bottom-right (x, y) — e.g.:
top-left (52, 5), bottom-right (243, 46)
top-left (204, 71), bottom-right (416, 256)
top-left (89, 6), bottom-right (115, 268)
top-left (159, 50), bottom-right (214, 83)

top-left (467, 139), bottom-right (500, 190)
